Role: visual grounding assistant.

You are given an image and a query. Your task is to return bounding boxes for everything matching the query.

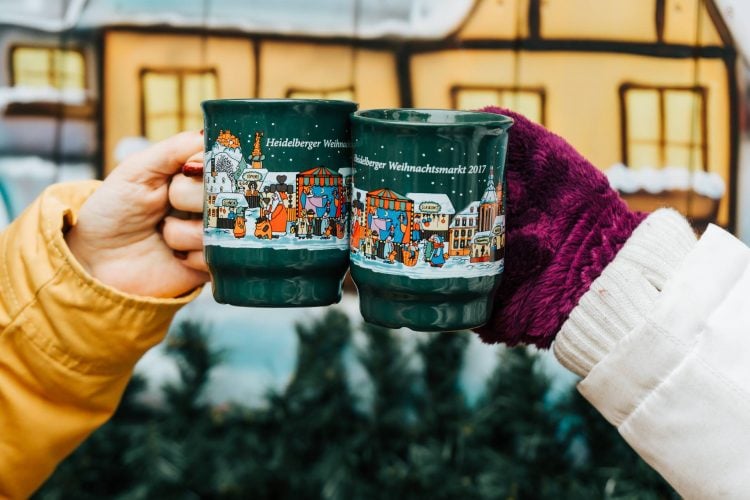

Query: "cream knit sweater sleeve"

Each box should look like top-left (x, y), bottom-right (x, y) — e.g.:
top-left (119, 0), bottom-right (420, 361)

top-left (553, 208), bottom-right (750, 498)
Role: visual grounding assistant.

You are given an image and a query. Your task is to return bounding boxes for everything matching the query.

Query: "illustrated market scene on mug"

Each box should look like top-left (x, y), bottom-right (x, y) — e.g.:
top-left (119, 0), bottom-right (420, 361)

top-left (1, 0), bottom-right (749, 498)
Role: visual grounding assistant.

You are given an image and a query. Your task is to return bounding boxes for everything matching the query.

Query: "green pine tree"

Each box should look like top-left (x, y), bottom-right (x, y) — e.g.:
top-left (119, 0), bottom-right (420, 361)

top-left (34, 311), bottom-right (679, 499)
top-left (263, 309), bottom-right (366, 500)
top-left (352, 323), bottom-right (422, 498)
top-left (469, 346), bottom-right (584, 499)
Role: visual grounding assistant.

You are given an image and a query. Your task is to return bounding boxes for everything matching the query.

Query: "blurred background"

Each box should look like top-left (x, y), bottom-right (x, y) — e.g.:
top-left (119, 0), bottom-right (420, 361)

top-left (0, 0), bottom-right (748, 497)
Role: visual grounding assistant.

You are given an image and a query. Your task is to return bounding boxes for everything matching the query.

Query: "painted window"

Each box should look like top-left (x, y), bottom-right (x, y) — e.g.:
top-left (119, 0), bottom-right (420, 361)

top-left (286, 87), bottom-right (355, 101)
top-left (451, 86), bottom-right (546, 125)
top-left (11, 46), bottom-right (85, 89)
top-left (141, 69), bottom-right (217, 142)
top-left (620, 84), bottom-right (707, 170)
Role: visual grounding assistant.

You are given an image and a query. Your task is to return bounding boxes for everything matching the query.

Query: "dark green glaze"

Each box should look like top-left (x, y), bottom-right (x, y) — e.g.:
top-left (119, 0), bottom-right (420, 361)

top-left (350, 108), bottom-right (512, 331)
top-left (350, 266), bottom-right (500, 332)
top-left (205, 246), bottom-right (348, 307)
top-left (203, 99), bottom-right (357, 307)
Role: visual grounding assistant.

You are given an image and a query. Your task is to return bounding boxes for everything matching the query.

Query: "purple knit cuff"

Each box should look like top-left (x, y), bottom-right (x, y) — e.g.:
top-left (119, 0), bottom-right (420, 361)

top-left (472, 106), bottom-right (646, 347)
top-left (477, 195), bottom-right (645, 347)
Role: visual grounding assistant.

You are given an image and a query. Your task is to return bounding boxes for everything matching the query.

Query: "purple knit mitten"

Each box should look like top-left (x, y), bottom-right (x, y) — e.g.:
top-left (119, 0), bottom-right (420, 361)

top-left (476, 107), bottom-right (646, 348)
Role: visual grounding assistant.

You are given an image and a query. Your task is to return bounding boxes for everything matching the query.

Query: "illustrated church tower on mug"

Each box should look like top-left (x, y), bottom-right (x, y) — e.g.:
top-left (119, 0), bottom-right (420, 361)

top-left (478, 169), bottom-right (498, 232)
top-left (250, 131), bottom-right (265, 169)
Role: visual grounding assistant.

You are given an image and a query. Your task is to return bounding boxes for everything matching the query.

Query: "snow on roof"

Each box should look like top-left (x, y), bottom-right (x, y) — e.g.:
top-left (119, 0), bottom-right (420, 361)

top-left (0, 0), bottom-right (472, 40)
top-left (714, 0), bottom-right (750, 64)
top-left (480, 184), bottom-right (497, 204)
top-left (0, 0), bottom-right (86, 31)
top-left (337, 167), bottom-right (354, 177)
top-left (406, 192), bottom-right (456, 214)
top-left (471, 230), bottom-right (492, 243)
top-left (454, 200), bottom-right (480, 215)
top-left (0, 86), bottom-right (87, 109)
top-left (606, 163), bottom-right (726, 199)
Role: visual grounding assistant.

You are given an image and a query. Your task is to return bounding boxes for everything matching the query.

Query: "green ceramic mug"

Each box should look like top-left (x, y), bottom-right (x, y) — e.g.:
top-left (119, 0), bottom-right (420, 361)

top-left (202, 99), bottom-right (357, 307)
top-left (350, 109), bottom-right (513, 331)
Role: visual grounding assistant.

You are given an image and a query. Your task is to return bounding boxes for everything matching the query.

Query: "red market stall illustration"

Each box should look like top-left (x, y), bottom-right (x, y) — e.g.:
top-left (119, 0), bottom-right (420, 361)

top-left (295, 166), bottom-right (345, 238)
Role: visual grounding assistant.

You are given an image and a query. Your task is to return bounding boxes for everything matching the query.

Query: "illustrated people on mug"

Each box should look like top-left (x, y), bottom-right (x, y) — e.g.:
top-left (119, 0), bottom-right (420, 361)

top-left (412, 214), bottom-right (422, 242)
top-left (383, 234), bottom-right (395, 264)
top-left (368, 229), bottom-right (379, 260)
top-left (333, 188), bottom-right (343, 219)
top-left (388, 224), bottom-right (396, 244)
top-left (300, 185), bottom-right (311, 214)
top-left (351, 216), bottom-right (363, 251)
top-left (268, 189), bottom-right (288, 236)
top-left (322, 213), bottom-right (332, 239)
top-left (245, 180), bottom-right (259, 209)
top-left (429, 234), bottom-right (446, 268)
top-left (233, 211), bottom-right (246, 239)
top-left (403, 241), bottom-right (419, 267)
top-left (320, 211), bottom-right (330, 238)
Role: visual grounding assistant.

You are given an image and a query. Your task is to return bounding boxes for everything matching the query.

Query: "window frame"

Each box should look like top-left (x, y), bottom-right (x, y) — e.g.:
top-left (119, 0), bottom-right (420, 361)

top-left (450, 85), bottom-right (547, 125)
top-left (6, 44), bottom-right (91, 118)
top-left (139, 67), bottom-right (218, 141)
top-left (619, 83), bottom-right (708, 171)
top-left (9, 44), bottom-right (88, 89)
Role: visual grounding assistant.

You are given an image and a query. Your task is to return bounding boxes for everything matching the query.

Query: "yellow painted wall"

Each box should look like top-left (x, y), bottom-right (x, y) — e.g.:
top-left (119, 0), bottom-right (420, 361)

top-left (541, 0), bottom-right (658, 41)
top-left (103, 31), bottom-right (255, 173)
top-left (410, 50), bottom-right (731, 223)
top-left (458, 0), bottom-right (723, 45)
top-left (257, 41), bottom-right (400, 110)
top-left (663, 0), bottom-right (723, 45)
top-left (458, 0), bottom-right (530, 39)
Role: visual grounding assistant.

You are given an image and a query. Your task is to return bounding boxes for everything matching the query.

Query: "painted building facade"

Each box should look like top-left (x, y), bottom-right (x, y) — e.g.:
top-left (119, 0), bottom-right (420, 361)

top-left (0, 0), bottom-right (744, 232)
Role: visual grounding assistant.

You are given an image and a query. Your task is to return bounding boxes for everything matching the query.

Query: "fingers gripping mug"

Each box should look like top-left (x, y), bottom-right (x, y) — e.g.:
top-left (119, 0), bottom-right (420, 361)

top-left (349, 109), bottom-right (513, 331)
top-left (202, 99), bottom-right (357, 307)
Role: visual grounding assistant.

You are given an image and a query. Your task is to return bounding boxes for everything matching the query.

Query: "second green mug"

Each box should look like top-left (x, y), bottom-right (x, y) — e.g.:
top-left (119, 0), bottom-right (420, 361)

top-left (349, 108), bottom-right (513, 331)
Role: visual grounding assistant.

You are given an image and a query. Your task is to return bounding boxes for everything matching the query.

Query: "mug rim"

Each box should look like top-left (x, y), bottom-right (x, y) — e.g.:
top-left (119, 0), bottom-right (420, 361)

top-left (352, 108), bottom-right (513, 128)
top-left (202, 98), bottom-right (358, 108)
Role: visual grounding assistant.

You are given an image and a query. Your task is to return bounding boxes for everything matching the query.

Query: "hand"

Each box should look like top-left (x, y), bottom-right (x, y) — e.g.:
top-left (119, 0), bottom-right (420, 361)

top-left (475, 108), bottom-right (646, 348)
top-left (65, 131), bottom-right (209, 298)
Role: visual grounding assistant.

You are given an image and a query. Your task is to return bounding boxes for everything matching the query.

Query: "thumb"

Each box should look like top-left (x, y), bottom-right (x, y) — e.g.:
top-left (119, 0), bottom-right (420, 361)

top-left (116, 131), bottom-right (204, 183)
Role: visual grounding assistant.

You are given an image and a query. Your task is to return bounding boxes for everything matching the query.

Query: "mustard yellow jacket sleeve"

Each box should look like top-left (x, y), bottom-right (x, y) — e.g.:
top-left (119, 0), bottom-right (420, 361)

top-left (0, 181), bottom-right (201, 499)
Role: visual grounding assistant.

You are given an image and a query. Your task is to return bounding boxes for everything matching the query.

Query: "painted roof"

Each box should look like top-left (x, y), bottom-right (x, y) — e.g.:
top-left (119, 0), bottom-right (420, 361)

top-left (406, 192), bottom-right (456, 214)
top-left (471, 230), bottom-right (492, 243)
top-left (0, 0), bottom-right (472, 40)
top-left (0, 0), bottom-right (746, 60)
top-left (0, 0), bottom-right (85, 31)
top-left (368, 188), bottom-right (410, 200)
top-left (298, 166), bottom-right (340, 177)
top-left (454, 200), bottom-right (480, 215)
top-left (215, 192), bottom-right (249, 207)
top-left (261, 171), bottom-right (297, 187)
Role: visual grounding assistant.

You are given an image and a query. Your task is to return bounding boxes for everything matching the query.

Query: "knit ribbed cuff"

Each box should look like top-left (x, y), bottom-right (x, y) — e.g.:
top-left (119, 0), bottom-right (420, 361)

top-left (553, 209), bottom-right (697, 377)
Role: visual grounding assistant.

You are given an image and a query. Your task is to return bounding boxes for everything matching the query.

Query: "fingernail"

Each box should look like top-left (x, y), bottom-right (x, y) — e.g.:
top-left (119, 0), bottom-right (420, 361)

top-left (199, 129), bottom-right (204, 135)
top-left (173, 250), bottom-right (188, 260)
top-left (182, 162), bottom-right (203, 177)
